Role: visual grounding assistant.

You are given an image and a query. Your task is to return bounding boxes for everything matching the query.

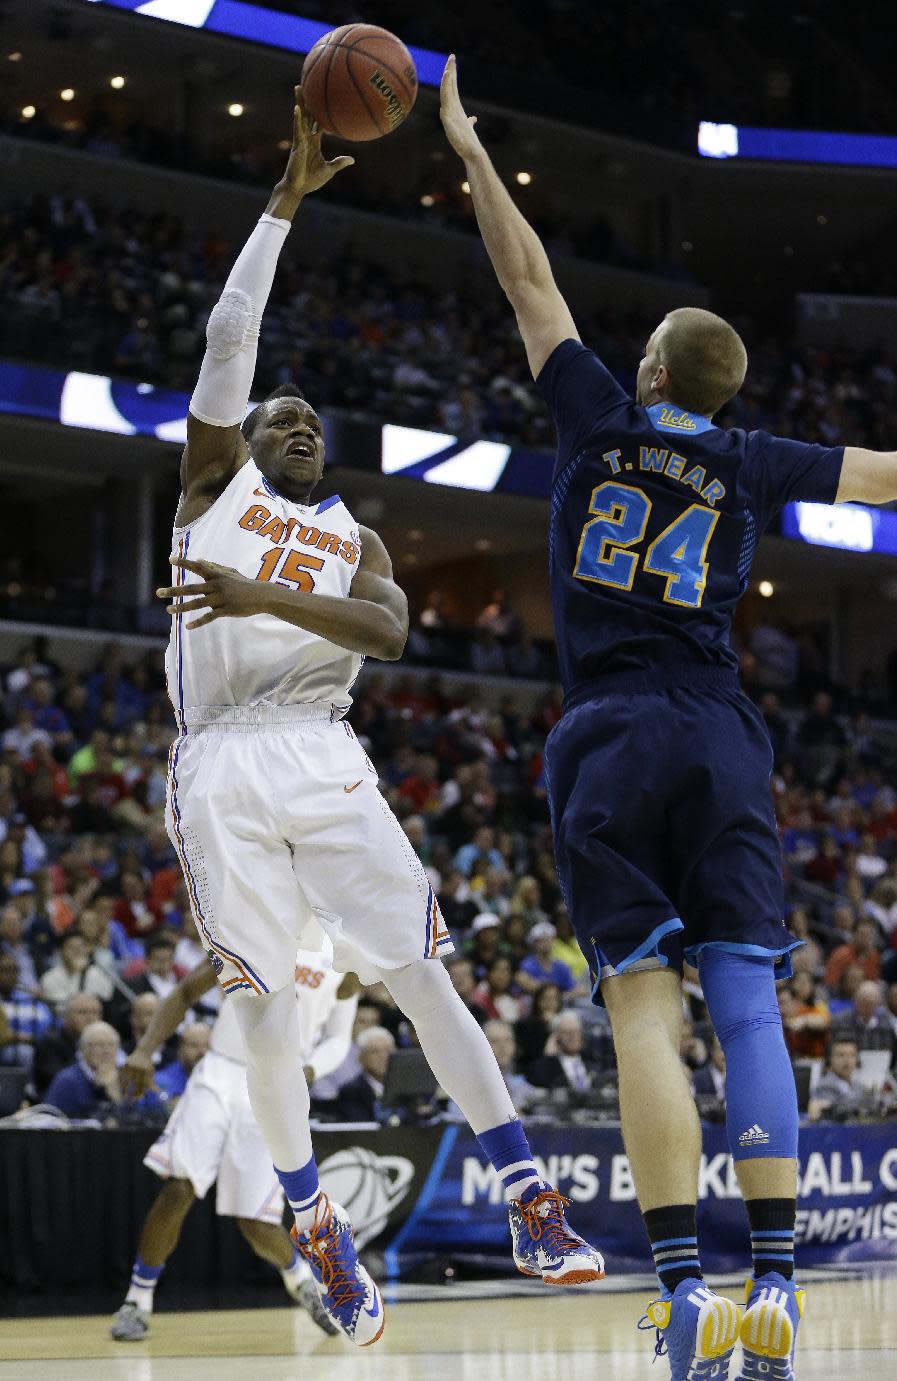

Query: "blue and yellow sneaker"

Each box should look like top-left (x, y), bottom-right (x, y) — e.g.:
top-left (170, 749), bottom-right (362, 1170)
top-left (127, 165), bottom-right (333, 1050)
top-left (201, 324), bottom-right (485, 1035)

top-left (291, 1194), bottom-right (384, 1347)
top-left (641, 1279), bottom-right (741, 1380)
top-left (737, 1273), bottom-right (805, 1380)
top-left (509, 1184), bottom-right (605, 1285)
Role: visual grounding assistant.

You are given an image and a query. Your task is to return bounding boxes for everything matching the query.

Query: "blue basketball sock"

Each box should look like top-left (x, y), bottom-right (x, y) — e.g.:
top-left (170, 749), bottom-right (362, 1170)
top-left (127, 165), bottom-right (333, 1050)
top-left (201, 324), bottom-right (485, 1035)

top-left (275, 1154), bottom-right (321, 1231)
top-left (126, 1256), bottom-right (164, 1312)
top-left (698, 948), bottom-right (798, 1162)
top-left (477, 1119), bottom-right (543, 1201)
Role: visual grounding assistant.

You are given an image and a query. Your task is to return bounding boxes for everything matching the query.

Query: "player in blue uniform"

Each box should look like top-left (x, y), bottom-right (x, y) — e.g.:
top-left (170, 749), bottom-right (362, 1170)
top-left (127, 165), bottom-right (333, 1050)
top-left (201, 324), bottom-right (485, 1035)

top-left (441, 56), bottom-right (897, 1381)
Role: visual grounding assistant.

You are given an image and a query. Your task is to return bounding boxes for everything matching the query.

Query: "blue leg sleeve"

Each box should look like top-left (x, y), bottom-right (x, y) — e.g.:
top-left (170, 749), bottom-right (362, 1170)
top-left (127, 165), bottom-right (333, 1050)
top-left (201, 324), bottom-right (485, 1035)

top-left (697, 948), bottom-right (798, 1161)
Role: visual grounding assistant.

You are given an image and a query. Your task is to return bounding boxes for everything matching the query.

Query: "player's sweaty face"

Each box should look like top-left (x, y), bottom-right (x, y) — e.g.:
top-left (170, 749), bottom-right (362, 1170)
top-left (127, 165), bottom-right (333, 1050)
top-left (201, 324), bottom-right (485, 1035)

top-left (254, 402), bottom-right (325, 497)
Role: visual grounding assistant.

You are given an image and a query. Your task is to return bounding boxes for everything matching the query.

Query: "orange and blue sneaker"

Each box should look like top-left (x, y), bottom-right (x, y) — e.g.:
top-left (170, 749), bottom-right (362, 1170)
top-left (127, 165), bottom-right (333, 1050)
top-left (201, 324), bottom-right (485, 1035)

top-left (291, 1194), bottom-right (384, 1347)
top-left (509, 1183), bottom-right (606, 1285)
top-left (640, 1279), bottom-right (741, 1380)
top-left (737, 1273), bottom-right (805, 1380)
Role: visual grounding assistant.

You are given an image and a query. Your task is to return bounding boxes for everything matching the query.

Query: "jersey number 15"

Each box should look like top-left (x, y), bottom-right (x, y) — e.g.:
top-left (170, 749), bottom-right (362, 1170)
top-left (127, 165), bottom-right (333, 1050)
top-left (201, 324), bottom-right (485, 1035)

top-left (573, 480), bottom-right (719, 608)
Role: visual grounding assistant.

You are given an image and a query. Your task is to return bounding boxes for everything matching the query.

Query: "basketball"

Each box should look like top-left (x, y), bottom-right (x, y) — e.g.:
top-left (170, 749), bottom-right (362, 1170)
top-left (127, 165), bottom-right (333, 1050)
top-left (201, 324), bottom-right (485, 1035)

top-left (301, 24), bottom-right (418, 141)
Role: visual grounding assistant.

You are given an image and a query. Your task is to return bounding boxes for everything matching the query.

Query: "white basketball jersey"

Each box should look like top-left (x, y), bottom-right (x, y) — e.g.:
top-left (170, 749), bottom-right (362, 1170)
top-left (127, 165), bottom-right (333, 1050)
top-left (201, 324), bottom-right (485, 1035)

top-left (209, 945), bottom-right (343, 1064)
top-left (166, 459), bottom-right (363, 720)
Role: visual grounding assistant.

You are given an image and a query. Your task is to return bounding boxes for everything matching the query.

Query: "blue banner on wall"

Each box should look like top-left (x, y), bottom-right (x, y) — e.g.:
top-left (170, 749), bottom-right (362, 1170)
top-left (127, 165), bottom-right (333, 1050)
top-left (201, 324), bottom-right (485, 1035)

top-left (313, 1122), bottom-right (897, 1277)
top-left (80, 1), bottom-right (447, 87)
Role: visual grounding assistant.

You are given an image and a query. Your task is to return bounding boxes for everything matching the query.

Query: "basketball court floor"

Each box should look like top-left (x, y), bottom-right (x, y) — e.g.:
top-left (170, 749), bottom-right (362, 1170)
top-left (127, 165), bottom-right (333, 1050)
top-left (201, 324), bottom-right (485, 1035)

top-left (2, 1272), bottom-right (895, 1379)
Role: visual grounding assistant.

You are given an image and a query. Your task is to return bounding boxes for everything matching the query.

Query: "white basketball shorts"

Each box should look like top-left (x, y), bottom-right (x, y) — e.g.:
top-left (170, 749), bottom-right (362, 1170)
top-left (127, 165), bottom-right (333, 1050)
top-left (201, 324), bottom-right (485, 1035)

top-left (143, 1050), bottom-right (283, 1223)
top-left (165, 704), bottom-right (453, 995)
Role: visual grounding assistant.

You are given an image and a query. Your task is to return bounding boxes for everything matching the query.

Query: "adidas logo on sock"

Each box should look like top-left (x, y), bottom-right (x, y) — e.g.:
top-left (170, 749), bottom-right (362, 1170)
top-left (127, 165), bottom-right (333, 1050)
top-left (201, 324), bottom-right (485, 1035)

top-left (738, 1124), bottom-right (771, 1146)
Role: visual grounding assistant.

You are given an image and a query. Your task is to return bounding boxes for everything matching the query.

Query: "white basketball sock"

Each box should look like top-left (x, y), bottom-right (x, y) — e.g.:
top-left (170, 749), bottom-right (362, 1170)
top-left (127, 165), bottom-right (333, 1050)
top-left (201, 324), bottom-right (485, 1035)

top-left (381, 959), bottom-right (516, 1134)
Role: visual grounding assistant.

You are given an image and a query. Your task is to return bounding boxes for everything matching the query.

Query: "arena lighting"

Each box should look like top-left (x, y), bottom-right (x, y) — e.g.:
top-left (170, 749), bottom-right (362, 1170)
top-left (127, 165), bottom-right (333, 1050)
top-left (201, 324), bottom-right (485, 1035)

top-left (60, 88), bottom-right (75, 101)
top-left (516, 171), bottom-right (532, 185)
top-left (78, 1), bottom-right (446, 88)
top-left (227, 102), bottom-right (244, 117)
top-left (461, 181), bottom-right (471, 195)
top-left (698, 120), bottom-right (897, 169)
top-left (758, 581), bottom-right (774, 598)
top-left (110, 75), bottom-right (126, 88)
top-left (20, 105), bottom-right (36, 120)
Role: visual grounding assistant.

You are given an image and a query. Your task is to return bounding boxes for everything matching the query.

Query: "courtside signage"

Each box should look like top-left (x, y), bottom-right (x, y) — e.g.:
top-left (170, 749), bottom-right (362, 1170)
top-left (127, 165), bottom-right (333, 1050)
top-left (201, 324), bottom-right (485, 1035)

top-left (81, 1), bottom-right (446, 86)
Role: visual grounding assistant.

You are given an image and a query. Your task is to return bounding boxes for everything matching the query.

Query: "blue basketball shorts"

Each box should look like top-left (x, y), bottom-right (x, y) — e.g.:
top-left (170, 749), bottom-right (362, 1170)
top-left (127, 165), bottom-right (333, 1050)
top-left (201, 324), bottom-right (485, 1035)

top-left (544, 666), bottom-right (799, 998)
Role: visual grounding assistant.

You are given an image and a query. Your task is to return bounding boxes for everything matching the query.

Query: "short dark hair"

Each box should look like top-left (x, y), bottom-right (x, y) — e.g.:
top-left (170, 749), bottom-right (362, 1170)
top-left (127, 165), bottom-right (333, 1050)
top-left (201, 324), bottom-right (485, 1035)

top-left (241, 383), bottom-right (308, 445)
top-left (146, 929), bottom-right (177, 953)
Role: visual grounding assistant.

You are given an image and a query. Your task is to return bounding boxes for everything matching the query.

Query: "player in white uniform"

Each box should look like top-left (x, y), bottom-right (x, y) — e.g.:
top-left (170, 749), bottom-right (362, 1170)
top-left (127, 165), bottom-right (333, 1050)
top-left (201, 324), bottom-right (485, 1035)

top-left (154, 90), bottom-right (604, 1347)
top-left (110, 941), bottom-right (355, 1340)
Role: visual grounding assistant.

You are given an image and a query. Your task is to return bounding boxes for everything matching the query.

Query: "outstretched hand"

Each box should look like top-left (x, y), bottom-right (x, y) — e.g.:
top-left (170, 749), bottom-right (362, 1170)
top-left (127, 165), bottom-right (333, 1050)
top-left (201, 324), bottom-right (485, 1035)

top-left (157, 557), bottom-right (264, 630)
top-left (439, 54), bottom-right (482, 161)
top-left (281, 86), bottom-right (355, 198)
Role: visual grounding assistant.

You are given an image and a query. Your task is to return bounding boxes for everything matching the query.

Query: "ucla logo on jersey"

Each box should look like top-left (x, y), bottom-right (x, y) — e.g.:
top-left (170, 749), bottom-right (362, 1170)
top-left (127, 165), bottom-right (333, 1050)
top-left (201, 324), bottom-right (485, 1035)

top-left (647, 402), bottom-right (714, 435)
top-left (207, 948), bottom-right (224, 976)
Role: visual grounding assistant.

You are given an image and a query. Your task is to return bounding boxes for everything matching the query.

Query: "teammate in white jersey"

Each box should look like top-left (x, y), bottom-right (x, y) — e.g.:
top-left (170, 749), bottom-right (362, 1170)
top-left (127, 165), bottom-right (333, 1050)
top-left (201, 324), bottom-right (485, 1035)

top-left (155, 90), bottom-right (604, 1347)
top-left (110, 941), bottom-right (356, 1340)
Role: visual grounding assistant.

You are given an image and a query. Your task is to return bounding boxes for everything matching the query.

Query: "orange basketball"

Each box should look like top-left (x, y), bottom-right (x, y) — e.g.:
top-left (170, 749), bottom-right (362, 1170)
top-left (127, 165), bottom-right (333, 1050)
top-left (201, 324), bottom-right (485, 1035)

top-left (301, 23), bottom-right (418, 142)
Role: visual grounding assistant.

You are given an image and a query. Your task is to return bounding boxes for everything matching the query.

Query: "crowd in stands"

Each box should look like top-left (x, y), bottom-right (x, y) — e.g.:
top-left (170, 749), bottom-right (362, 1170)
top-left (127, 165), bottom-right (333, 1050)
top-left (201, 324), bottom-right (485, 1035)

top-left (6, 0), bottom-right (890, 171)
top-left (1, 635), bottom-right (896, 1127)
top-left (3, 192), bottom-right (897, 465)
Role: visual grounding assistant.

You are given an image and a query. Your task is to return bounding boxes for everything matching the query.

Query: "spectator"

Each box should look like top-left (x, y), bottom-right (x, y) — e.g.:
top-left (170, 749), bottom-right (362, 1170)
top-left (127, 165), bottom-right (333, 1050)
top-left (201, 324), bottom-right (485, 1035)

top-left (514, 982), bottom-right (563, 1072)
top-left (0, 901), bottom-right (40, 993)
top-left (123, 992), bottom-right (162, 1058)
top-left (113, 868), bottom-right (162, 938)
top-left (454, 826), bottom-right (503, 878)
top-left (476, 590), bottom-right (521, 644)
top-left (808, 1036), bottom-right (866, 1120)
top-left (124, 929), bottom-right (182, 1000)
top-left (39, 929), bottom-right (115, 1012)
top-left (328, 1026), bottom-right (396, 1123)
top-left (781, 972), bottom-right (831, 1060)
top-left (529, 1012), bottom-right (593, 1092)
top-left (508, 875), bottom-right (548, 932)
top-left (833, 980), bottom-right (897, 1065)
top-left (32, 991), bottom-right (103, 1099)
top-left (464, 913), bottom-right (504, 978)
top-left (693, 1035), bottom-right (726, 1101)
top-left (0, 952), bottom-right (54, 1070)
top-left (824, 918), bottom-right (881, 991)
top-left (516, 921), bottom-right (576, 995)
top-left (482, 1019), bottom-right (534, 1113)
top-left (438, 869), bottom-right (479, 934)
top-left (154, 1023), bottom-right (211, 1099)
top-left (45, 1020), bottom-right (160, 1118)
top-left (472, 955), bottom-right (525, 1024)
top-left (865, 877), bottom-right (897, 939)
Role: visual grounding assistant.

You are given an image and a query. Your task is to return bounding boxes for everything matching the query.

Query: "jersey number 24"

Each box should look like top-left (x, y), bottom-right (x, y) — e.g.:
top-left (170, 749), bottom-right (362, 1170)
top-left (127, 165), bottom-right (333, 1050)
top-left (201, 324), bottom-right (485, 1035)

top-left (573, 481), bottom-right (719, 608)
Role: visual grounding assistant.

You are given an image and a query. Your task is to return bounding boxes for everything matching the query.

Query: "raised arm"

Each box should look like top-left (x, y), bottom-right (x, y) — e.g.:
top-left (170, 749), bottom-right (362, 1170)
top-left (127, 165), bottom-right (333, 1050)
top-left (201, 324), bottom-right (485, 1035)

top-left (121, 958), bottom-right (218, 1098)
top-left (439, 55), bottom-right (578, 378)
top-left (157, 524), bottom-right (409, 661)
top-left (177, 91), bottom-right (354, 528)
top-left (836, 448), bottom-right (897, 505)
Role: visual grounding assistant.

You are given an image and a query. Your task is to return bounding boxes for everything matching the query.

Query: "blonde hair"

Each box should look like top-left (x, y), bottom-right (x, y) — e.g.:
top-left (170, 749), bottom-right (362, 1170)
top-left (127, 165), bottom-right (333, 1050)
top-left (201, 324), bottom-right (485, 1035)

top-left (658, 307), bottom-right (747, 417)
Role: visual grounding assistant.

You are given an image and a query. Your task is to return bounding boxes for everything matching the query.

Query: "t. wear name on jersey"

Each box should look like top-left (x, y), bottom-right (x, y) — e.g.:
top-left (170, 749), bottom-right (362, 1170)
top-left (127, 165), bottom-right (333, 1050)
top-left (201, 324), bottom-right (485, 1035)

top-left (599, 447), bottom-right (727, 507)
top-left (238, 503), bottom-right (360, 566)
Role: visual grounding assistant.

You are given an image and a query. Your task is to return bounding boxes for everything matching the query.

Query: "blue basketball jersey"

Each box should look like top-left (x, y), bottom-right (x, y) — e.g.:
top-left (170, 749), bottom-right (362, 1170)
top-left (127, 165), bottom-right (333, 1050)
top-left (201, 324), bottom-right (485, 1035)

top-left (538, 340), bottom-right (845, 693)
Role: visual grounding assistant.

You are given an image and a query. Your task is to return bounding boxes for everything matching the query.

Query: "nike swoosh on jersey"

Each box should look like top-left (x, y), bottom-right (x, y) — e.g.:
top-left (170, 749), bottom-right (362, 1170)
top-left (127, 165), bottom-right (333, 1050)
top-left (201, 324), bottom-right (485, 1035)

top-left (344, 781), bottom-right (363, 793)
